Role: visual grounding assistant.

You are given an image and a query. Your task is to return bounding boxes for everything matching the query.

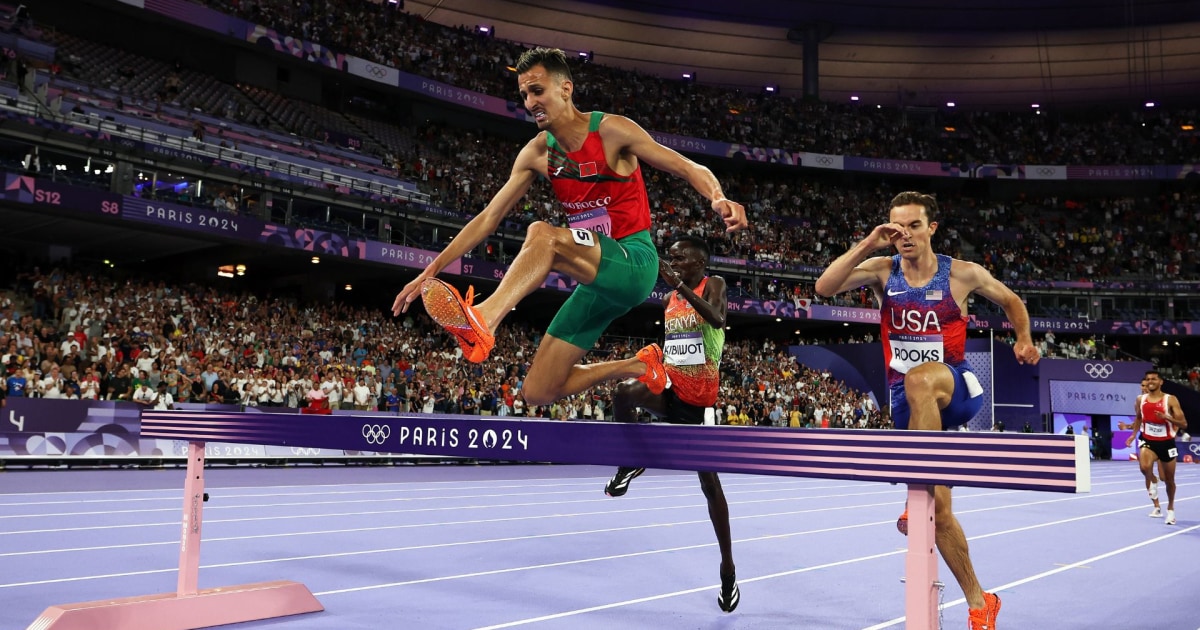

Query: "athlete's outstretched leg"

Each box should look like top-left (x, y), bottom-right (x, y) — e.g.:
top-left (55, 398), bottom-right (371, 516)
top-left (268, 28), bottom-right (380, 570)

top-left (700, 471), bottom-right (739, 612)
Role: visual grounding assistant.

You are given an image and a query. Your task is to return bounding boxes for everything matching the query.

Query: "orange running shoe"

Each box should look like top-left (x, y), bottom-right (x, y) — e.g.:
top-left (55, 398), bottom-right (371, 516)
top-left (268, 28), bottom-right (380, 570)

top-left (896, 508), bottom-right (908, 535)
top-left (968, 592), bottom-right (1001, 630)
top-left (420, 279), bottom-right (494, 363)
top-left (636, 343), bottom-right (666, 395)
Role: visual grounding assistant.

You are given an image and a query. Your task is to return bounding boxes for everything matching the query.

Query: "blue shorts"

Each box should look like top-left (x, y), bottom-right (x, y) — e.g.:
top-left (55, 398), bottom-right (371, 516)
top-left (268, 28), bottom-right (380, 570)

top-left (889, 363), bottom-right (983, 431)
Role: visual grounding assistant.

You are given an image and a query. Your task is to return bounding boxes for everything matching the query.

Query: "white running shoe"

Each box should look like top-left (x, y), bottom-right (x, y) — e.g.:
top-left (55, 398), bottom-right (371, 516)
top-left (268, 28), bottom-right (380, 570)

top-left (1148, 484), bottom-right (1159, 500)
top-left (1165, 510), bottom-right (1176, 525)
top-left (1149, 507), bottom-right (1162, 518)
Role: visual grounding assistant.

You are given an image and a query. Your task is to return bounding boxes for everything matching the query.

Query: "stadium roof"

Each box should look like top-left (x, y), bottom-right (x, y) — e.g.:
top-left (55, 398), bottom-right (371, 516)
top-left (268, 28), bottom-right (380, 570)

top-left (411, 0), bottom-right (1200, 107)
top-left (577, 0), bottom-right (1200, 32)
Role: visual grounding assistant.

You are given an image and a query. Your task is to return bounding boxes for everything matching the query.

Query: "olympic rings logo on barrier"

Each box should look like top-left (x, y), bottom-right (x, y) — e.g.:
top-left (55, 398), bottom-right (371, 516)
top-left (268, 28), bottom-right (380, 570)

top-left (1083, 363), bottom-right (1114, 379)
top-left (365, 63), bottom-right (389, 78)
top-left (362, 424), bottom-right (391, 444)
top-left (1037, 167), bottom-right (1058, 176)
top-left (1189, 443), bottom-right (1200, 456)
top-left (815, 156), bottom-right (834, 166)
top-left (290, 447), bottom-right (322, 456)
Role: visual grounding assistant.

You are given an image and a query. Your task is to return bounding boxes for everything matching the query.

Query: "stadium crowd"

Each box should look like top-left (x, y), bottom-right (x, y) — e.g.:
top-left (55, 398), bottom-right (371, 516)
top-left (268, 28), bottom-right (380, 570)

top-left (195, 0), bottom-right (1200, 166)
top-left (18, 8), bottom-right (1199, 289)
top-left (4, 2), bottom-right (1198, 395)
top-left (1, 264), bottom-right (891, 426)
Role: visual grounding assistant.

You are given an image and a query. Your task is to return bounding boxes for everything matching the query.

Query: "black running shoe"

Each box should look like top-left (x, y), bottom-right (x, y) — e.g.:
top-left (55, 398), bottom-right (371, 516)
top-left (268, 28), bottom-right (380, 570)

top-left (604, 467), bottom-right (645, 497)
top-left (718, 572), bottom-right (740, 613)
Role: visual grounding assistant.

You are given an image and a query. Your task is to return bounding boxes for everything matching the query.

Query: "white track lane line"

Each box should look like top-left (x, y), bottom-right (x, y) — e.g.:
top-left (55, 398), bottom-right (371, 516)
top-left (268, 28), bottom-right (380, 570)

top-left (0, 477), bottom-right (854, 511)
top-left (0, 472), bottom-right (855, 503)
top-left (469, 498), bottom-right (1200, 630)
top-left (0, 484), bottom-right (922, 536)
top-left (860, 523), bottom-right (1200, 630)
top-left (0, 477), bottom-right (1157, 540)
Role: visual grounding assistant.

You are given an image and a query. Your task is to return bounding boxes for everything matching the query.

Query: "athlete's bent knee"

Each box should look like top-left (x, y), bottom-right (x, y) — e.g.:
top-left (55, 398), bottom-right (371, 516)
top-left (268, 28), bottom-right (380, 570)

top-left (903, 365), bottom-right (942, 394)
top-left (522, 221), bottom-right (561, 251)
top-left (522, 384), bottom-right (558, 408)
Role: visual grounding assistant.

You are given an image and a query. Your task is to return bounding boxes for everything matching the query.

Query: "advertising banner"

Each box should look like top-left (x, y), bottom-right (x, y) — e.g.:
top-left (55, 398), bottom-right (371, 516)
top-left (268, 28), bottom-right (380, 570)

top-left (396, 73), bottom-right (532, 123)
top-left (4, 172), bottom-right (122, 215)
top-left (1049, 380), bottom-right (1142, 415)
top-left (0, 399), bottom-right (409, 460)
top-left (346, 55), bottom-right (400, 87)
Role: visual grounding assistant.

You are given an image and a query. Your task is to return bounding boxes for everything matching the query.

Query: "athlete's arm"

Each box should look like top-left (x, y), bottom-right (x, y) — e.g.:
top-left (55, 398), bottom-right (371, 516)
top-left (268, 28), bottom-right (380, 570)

top-left (814, 250), bottom-right (889, 298)
top-left (1127, 397), bottom-right (1143, 446)
top-left (815, 222), bottom-right (906, 297)
top-left (392, 137), bottom-right (542, 315)
top-left (1163, 396), bottom-right (1188, 430)
top-left (960, 261), bottom-right (1040, 365)
top-left (673, 271), bottom-right (728, 329)
top-left (599, 115), bottom-right (747, 233)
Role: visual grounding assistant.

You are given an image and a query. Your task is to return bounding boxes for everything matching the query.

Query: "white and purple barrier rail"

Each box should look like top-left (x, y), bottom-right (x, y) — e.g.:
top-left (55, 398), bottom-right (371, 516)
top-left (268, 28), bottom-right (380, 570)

top-left (28, 411), bottom-right (1090, 630)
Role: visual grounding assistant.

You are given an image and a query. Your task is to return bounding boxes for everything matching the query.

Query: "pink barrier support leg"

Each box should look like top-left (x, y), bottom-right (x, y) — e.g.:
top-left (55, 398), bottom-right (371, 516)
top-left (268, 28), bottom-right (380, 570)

top-left (28, 441), bottom-right (324, 630)
top-left (904, 483), bottom-right (938, 630)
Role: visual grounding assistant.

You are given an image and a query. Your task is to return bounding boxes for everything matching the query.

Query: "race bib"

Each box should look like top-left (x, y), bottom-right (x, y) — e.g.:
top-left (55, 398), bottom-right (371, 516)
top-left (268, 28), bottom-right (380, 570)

top-left (568, 207), bottom-right (613, 237)
top-left (888, 334), bottom-right (944, 373)
top-left (570, 229), bottom-right (596, 247)
top-left (1144, 423), bottom-right (1168, 438)
top-left (663, 332), bottom-right (705, 366)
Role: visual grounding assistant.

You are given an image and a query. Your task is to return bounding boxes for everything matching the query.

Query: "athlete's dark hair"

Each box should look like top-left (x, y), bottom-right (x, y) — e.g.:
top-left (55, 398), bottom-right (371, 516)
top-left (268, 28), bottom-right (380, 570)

top-left (889, 191), bottom-right (939, 224)
top-left (515, 47), bottom-right (574, 83)
top-left (1145, 369), bottom-right (1161, 379)
top-left (673, 235), bottom-right (710, 262)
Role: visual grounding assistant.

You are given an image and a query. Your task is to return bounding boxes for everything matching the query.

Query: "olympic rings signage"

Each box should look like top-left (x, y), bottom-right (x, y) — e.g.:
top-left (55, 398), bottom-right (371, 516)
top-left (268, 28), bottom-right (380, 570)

top-left (347, 56), bottom-right (399, 86)
top-left (362, 423), bottom-right (391, 444)
top-left (1083, 363), bottom-right (1114, 379)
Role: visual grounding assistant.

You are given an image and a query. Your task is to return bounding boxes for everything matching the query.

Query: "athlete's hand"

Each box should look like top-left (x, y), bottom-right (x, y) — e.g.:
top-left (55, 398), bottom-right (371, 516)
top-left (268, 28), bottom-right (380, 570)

top-left (713, 198), bottom-right (748, 233)
top-left (1155, 410), bottom-right (1174, 422)
top-left (392, 269), bottom-right (433, 316)
top-left (658, 258), bottom-right (682, 288)
top-left (1125, 435), bottom-right (1134, 447)
top-left (1013, 340), bottom-right (1041, 365)
top-left (865, 222), bottom-right (910, 251)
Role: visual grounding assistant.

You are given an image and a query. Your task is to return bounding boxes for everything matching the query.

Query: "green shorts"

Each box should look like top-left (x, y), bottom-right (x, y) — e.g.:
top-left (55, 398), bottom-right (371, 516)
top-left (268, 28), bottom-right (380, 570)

top-left (547, 230), bottom-right (658, 350)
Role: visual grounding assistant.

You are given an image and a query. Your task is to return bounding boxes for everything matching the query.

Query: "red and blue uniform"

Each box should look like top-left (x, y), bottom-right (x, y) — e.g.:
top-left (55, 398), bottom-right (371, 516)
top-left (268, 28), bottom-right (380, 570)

top-left (881, 254), bottom-right (983, 430)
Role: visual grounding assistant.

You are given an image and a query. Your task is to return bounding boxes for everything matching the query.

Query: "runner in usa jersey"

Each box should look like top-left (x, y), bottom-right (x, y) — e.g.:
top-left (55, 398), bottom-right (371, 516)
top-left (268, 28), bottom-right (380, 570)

top-left (881, 253), bottom-right (972, 390)
top-left (1127, 370), bottom-right (1188, 524)
top-left (816, 191), bottom-right (1040, 630)
top-left (547, 111), bottom-right (651, 240)
top-left (394, 47), bottom-right (745, 422)
top-left (603, 236), bottom-right (740, 612)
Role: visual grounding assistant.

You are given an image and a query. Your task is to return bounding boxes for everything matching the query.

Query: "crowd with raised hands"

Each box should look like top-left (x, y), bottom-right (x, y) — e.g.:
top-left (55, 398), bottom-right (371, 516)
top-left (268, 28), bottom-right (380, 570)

top-left (195, 0), bottom-right (1200, 166)
top-left (1, 263), bottom-right (890, 428)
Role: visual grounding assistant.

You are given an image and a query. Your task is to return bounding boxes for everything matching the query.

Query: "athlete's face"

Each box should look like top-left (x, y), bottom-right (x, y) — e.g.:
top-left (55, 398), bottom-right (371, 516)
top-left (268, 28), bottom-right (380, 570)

top-left (888, 203), bottom-right (937, 259)
top-left (1145, 373), bottom-right (1162, 392)
top-left (1141, 378), bottom-right (1148, 394)
top-left (518, 66), bottom-right (571, 129)
top-left (667, 242), bottom-right (704, 281)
